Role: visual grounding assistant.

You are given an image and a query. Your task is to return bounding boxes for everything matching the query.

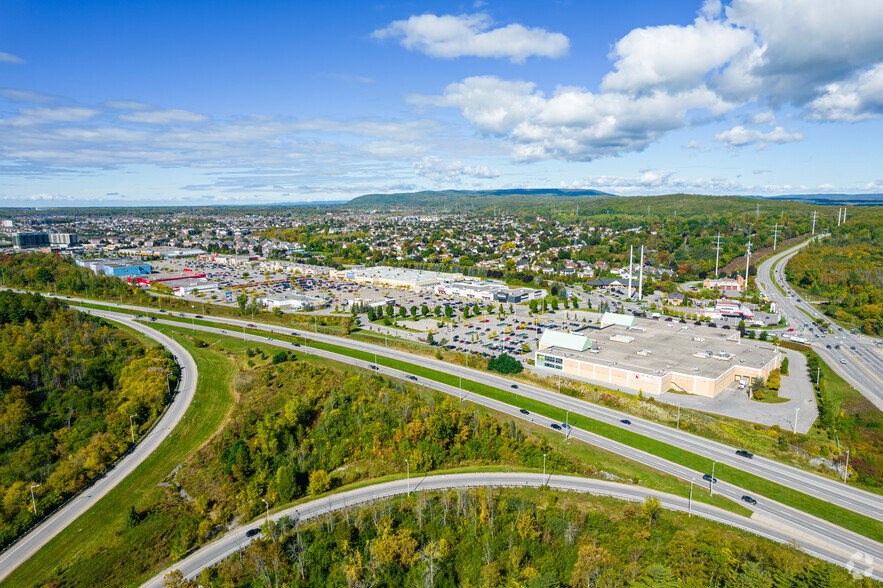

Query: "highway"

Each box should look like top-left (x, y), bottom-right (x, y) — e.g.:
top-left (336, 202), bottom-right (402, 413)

top-left (141, 472), bottom-right (882, 587)
top-left (0, 314), bottom-right (199, 584)
top-left (77, 302), bottom-right (883, 525)
top-left (756, 238), bottom-right (883, 411)
top-left (73, 309), bottom-right (883, 583)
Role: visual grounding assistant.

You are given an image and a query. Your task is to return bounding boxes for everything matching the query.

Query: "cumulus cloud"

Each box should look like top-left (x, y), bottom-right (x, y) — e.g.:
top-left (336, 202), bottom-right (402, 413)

top-left (714, 125), bottom-right (803, 146)
top-left (105, 100), bottom-right (152, 110)
top-left (582, 169), bottom-right (677, 189)
top-left (419, 75), bottom-right (734, 162)
top-left (0, 52), bottom-right (24, 64)
top-left (806, 64), bottom-right (883, 121)
top-left (413, 156), bottom-right (500, 183)
top-left (119, 109), bottom-right (209, 124)
top-left (373, 13), bottom-right (569, 63)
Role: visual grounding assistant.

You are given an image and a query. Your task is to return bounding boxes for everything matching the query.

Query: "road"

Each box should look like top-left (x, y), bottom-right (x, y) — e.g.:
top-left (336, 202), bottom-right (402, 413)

top-left (756, 238), bottom-right (883, 411)
top-left (54, 298), bottom-right (883, 522)
top-left (0, 314), bottom-right (199, 584)
top-left (76, 309), bottom-right (883, 582)
top-left (141, 472), bottom-right (882, 587)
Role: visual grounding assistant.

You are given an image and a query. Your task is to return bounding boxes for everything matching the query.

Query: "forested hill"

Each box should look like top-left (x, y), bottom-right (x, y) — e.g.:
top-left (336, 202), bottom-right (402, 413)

top-left (0, 290), bottom-right (176, 549)
top-left (346, 189), bottom-right (614, 211)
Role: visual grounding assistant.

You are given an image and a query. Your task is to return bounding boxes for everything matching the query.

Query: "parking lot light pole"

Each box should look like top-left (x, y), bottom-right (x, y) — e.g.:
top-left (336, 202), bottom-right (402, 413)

top-left (543, 453), bottom-right (546, 480)
top-left (30, 484), bottom-right (40, 515)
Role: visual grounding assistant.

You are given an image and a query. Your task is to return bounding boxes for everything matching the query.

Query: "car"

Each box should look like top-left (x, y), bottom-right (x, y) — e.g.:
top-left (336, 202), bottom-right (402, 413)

top-left (702, 474), bottom-right (717, 484)
top-left (291, 332), bottom-right (298, 336)
top-left (735, 449), bottom-right (753, 459)
top-left (850, 346), bottom-right (856, 350)
top-left (835, 345), bottom-right (840, 349)
top-left (550, 423), bottom-right (562, 431)
top-left (407, 375), bottom-right (417, 381)
top-left (245, 528), bottom-right (261, 538)
top-left (620, 419), bottom-right (631, 425)
top-left (787, 328), bottom-right (794, 332)
top-left (561, 423), bottom-right (571, 429)
top-left (511, 384), bottom-right (519, 389)
top-left (741, 495), bottom-right (757, 505)
top-left (840, 359), bottom-right (847, 364)
top-left (292, 342), bottom-right (300, 347)
top-left (826, 344), bottom-right (832, 349)
top-left (519, 409), bottom-right (530, 415)
top-left (369, 365), bottom-right (378, 370)
top-left (195, 315), bottom-right (202, 318)
top-left (247, 323), bottom-right (255, 327)
top-left (221, 330), bottom-right (226, 334)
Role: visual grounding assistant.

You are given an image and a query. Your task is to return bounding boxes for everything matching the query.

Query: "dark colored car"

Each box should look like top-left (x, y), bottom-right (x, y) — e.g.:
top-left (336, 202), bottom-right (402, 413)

top-left (702, 474), bottom-right (717, 483)
top-left (620, 419), bottom-right (631, 425)
top-left (511, 384), bottom-right (518, 389)
top-left (291, 342), bottom-right (300, 347)
top-left (407, 375), bottom-right (417, 381)
top-left (247, 323), bottom-right (255, 327)
top-left (736, 450), bottom-right (754, 459)
top-left (741, 495), bottom-right (757, 505)
top-left (245, 528), bottom-right (260, 537)
top-left (520, 409), bottom-right (530, 415)
top-left (369, 365), bottom-right (378, 370)
top-left (550, 423), bottom-right (562, 431)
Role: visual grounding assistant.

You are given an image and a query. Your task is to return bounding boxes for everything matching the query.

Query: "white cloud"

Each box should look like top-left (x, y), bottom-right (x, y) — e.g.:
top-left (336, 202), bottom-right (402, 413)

top-left (601, 17), bottom-right (754, 93)
top-left (105, 100), bottom-right (152, 110)
top-left (0, 106), bottom-right (99, 127)
top-left (806, 63), bottom-right (883, 121)
top-left (119, 109), bottom-right (209, 124)
top-left (0, 52), bottom-right (24, 64)
top-left (0, 88), bottom-right (54, 103)
top-left (420, 75), bottom-right (735, 162)
top-left (373, 13), bottom-right (569, 63)
top-left (752, 111), bottom-right (775, 125)
top-left (413, 156), bottom-right (500, 183)
top-left (714, 125), bottom-right (803, 146)
top-left (583, 169), bottom-right (677, 189)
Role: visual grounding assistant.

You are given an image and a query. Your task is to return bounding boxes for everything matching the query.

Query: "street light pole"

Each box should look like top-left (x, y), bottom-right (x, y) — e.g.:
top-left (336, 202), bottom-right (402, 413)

top-left (689, 478), bottom-right (695, 517)
top-left (262, 498), bottom-right (270, 533)
top-left (710, 462), bottom-right (718, 497)
top-left (129, 414), bottom-right (137, 444)
top-left (30, 484), bottom-right (40, 515)
top-left (844, 449), bottom-right (851, 483)
top-left (676, 403), bottom-right (681, 429)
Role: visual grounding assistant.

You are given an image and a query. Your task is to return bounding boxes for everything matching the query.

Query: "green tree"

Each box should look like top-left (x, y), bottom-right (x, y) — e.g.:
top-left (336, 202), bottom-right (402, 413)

top-left (277, 465), bottom-right (297, 502)
top-left (308, 470), bottom-right (331, 495)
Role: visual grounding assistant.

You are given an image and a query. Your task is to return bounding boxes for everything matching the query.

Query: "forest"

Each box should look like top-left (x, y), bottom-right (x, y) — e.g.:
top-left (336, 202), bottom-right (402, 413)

top-left (169, 488), bottom-right (867, 588)
top-left (0, 290), bottom-right (175, 548)
top-left (786, 216), bottom-right (883, 335)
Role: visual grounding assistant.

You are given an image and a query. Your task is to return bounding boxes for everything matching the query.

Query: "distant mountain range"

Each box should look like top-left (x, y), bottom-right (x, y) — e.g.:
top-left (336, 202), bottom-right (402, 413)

top-left (346, 188), bottom-right (614, 209)
top-left (761, 193), bottom-right (883, 205)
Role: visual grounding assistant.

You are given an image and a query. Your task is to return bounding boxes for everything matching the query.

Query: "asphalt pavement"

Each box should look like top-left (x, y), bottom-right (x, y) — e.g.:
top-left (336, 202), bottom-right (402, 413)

top-left (756, 238), bottom-right (883, 411)
top-left (0, 314), bottom-right (199, 584)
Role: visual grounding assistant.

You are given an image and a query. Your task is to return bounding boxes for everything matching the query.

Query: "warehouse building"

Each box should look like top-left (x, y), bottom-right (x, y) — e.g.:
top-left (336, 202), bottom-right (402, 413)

top-left (534, 319), bottom-right (780, 398)
top-left (76, 259), bottom-right (152, 277)
top-left (258, 292), bottom-right (325, 310)
top-left (169, 278), bottom-right (219, 297)
top-left (340, 266), bottom-right (468, 290)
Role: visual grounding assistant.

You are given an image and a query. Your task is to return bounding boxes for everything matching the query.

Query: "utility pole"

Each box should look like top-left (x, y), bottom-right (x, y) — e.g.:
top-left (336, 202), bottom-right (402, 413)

top-left (745, 235), bottom-right (752, 291)
top-left (30, 484), bottom-right (40, 515)
top-left (713, 233), bottom-right (723, 277)
top-left (129, 414), bottom-right (137, 444)
top-left (637, 245), bottom-right (644, 301)
top-left (676, 403), bottom-right (681, 429)
top-left (843, 449), bottom-right (850, 482)
top-left (627, 245), bottom-right (634, 299)
top-left (772, 224), bottom-right (779, 250)
top-left (262, 498), bottom-right (270, 532)
top-left (811, 210), bottom-right (818, 235)
top-left (794, 407), bottom-right (800, 434)
top-left (710, 462), bottom-right (718, 497)
top-left (837, 208), bottom-right (842, 226)
top-left (756, 202), bottom-right (760, 219)
top-left (543, 452), bottom-right (546, 480)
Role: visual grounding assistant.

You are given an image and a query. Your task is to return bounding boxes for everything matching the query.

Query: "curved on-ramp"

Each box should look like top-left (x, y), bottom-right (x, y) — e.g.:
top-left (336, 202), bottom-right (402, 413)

top-left (142, 472), bottom-right (882, 587)
top-left (0, 313), bottom-right (199, 583)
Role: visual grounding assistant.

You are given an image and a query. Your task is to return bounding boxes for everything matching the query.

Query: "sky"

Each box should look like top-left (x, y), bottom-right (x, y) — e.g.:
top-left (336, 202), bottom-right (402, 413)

top-left (2, 0), bottom-right (883, 206)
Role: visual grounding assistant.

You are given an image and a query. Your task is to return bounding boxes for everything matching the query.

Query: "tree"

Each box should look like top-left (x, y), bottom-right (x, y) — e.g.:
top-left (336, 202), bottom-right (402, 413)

top-left (463, 306), bottom-right (471, 319)
top-left (421, 304), bottom-right (430, 316)
top-left (385, 304), bottom-right (394, 318)
top-left (488, 353), bottom-right (523, 374)
top-left (570, 543), bottom-right (612, 588)
top-left (340, 316), bottom-right (354, 336)
top-left (410, 305), bottom-right (418, 318)
top-left (399, 306), bottom-right (408, 318)
top-left (308, 470), bottom-right (331, 495)
top-left (426, 331), bottom-right (434, 345)
top-left (642, 496), bottom-right (662, 527)
top-left (277, 465), bottom-right (297, 502)
top-left (237, 293), bottom-right (249, 315)
top-left (444, 305), bottom-right (453, 319)
top-left (473, 303), bottom-right (481, 316)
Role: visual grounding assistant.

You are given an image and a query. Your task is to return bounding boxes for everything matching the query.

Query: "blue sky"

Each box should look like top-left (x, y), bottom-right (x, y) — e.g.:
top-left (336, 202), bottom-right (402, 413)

top-left (2, 0), bottom-right (883, 206)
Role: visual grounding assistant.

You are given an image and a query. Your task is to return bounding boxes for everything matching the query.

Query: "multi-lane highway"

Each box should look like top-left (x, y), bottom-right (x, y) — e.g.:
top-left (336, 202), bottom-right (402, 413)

top-left (141, 472), bottom-right (881, 587)
top-left (82, 303), bottom-right (883, 524)
top-left (73, 308), bottom-right (883, 583)
top-left (757, 238), bottom-right (883, 410)
top-left (0, 314), bottom-right (199, 584)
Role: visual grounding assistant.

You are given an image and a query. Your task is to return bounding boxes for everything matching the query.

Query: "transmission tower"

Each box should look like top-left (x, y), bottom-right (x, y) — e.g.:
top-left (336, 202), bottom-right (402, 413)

top-left (811, 210), bottom-right (818, 235)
